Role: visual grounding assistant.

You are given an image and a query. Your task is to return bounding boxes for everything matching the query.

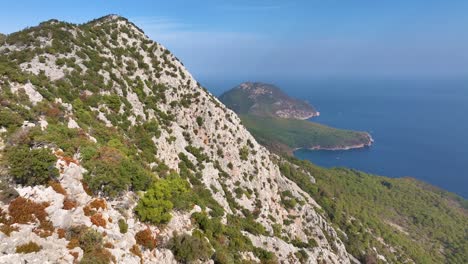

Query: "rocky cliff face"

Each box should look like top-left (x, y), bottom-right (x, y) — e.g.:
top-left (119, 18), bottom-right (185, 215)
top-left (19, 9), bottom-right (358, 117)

top-left (0, 15), bottom-right (352, 263)
top-left (219, 82), bottom-right (319, 120)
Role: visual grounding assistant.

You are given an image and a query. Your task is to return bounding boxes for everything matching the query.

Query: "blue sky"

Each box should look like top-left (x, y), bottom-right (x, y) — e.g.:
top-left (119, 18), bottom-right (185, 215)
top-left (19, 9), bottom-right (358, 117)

top-left (1, 0), bottom-right (468, 81)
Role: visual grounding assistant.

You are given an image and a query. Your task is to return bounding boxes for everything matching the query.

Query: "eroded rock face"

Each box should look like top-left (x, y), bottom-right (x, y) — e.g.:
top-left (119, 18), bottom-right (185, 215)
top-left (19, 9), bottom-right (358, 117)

top-left (0, 15), bottom-right (352, 263)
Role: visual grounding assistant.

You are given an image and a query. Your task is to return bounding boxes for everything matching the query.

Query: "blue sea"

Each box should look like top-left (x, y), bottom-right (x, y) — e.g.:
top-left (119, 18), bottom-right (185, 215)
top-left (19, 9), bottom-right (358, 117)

top-left (204, 79), bottom-right (468, 198)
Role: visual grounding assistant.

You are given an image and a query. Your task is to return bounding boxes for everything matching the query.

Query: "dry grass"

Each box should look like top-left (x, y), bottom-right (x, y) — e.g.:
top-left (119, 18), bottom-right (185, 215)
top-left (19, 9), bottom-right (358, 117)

top-left (0, 224), bottom-right (19, 236)
top-left (16, 241), bottom-right (42, 253)
top-left (49, 180), bottom-right (67, 195)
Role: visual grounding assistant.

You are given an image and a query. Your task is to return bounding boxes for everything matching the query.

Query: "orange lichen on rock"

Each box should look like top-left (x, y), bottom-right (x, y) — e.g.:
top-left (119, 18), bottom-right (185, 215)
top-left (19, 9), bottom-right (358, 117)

top-left (8, 197), bottom-right (55, 237)
top-left (89, 198), bottom-right (107, 210)
top-left (83, 205), bottom-right (95, 216)
top-left (9, 197), bottom-right (49, 224)
top-left (57, 228), bottom-right (66, 239)
top-left (63, 198), bottom-right (78, 210)
top-left (90, 213), bottom-right (107, 227)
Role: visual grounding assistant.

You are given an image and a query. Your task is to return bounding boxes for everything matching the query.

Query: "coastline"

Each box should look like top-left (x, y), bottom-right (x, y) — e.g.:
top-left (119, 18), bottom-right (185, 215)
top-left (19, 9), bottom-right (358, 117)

top-left (296, 111), bottom-right (320, 120)
top-left (294, 133), bottom-right (374, 152)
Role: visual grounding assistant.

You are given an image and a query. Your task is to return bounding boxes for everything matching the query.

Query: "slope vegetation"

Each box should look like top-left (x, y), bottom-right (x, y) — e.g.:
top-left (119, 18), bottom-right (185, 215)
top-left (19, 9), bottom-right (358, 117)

top-left (0, 15), bottom-right (351, 263)
top-left (277, 156), bottom-right (468, 263)
top-left (241, 115), bottom-right (372, 154)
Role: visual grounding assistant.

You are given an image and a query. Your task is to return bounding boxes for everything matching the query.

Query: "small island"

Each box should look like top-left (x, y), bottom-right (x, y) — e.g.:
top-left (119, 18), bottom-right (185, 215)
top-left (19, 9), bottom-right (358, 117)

top-left (219, 82), bottom-right (373, 154)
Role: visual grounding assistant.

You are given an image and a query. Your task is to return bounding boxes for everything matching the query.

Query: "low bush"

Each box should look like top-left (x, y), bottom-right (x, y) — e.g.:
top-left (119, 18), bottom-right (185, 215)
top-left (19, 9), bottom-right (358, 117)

top-left (196, 116), bottom-right (203, 126)
top-left (79, 228), bottom-right (103, 253)
top-left (118, 219), bottom-right (128, 234)
top-left (16, 241), bottom-right (42, 253)
top-left (83, 147), bottom-right (153, 197)
top-left (167, 232), bottom-right (213, 263)
top-left (135, 173), bottom-right (190, 224)
top-left (135, 228), bottom-right (157, 250)
top-left (8, 197), bottom-right (48, 224)
top-left (239, 146), bottom-right (249, 161)
top-left (79, 248), bottom-right (114, 264)
top-left (7, 146), bottom-right (59, 186)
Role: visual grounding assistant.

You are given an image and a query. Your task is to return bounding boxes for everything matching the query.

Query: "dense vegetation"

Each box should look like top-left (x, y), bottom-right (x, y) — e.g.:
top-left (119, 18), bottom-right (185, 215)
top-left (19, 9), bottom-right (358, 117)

top-left (6, 146), bottom-right (59, 186)
top-left (241, 115), bottom-right (371, 153)
top-left (277, 156), bottom-right (468, 263)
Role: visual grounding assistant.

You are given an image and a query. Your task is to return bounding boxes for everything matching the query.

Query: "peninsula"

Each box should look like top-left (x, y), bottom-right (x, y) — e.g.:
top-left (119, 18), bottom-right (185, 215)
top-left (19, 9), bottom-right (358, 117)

top-left (219, 82), bottom-right (373, 154)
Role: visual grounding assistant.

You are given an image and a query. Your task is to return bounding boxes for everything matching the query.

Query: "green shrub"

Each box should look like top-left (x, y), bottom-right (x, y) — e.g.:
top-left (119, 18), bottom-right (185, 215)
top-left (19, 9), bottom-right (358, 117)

top-left (135, 173), bottom-right (190, 224)
top-left (79, 248), bottom-right (113, 264)
top-left (83, 147), bottom-right (153, 197)
top-left (167, 232), bottom-right (213, 263)
top-left (196, 116), bottom-right (203, 126)
top-left (79, 228), bottom-right (103, 253)
top-left (7, 146), bottom-right (59, 186)
top-left (295, 249), bottom-right (309, 264)
top-left (239, 146), bottom-right (249, 161)
top-left (118, 219), bottom-right (128, 234)
top-left (228, 215), bottom-right (267, 236)
top-left (0, 108), bottom-right (23, 128)
top-left (103, 94), bottom-right (121, 112)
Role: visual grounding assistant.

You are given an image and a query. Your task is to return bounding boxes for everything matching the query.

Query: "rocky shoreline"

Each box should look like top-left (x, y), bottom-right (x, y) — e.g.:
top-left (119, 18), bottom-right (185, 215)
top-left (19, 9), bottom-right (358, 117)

top-left (297, 133), bottom-right (374, 151)
top-left (297, 111), bottom-right (320, 120)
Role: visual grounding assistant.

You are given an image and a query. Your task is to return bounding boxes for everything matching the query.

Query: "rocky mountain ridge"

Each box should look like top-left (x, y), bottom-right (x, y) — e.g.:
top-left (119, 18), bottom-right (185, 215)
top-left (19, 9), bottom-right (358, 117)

top-left (219, 82), bottom-right (319, 120)
top-left (0, 15), bottom-right (353, 263)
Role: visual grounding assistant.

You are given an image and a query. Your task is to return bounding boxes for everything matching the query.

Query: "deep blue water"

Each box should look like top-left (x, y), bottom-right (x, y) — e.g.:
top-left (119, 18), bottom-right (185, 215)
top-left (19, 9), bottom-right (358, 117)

top-left (203, 79), bottom-right (468, 198)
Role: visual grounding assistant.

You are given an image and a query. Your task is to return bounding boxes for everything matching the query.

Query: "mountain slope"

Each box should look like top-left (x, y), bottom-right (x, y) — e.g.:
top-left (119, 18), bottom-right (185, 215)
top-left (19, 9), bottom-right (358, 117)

top-left (0, 15), bottom-right (351, 263)
top-left (278, 156), bottom-right (468, 263)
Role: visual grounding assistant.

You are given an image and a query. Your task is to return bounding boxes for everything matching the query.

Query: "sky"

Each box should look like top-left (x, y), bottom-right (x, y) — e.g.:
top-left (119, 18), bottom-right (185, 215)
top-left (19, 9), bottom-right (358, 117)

top-left (1, 0), bottom-right (468, 81)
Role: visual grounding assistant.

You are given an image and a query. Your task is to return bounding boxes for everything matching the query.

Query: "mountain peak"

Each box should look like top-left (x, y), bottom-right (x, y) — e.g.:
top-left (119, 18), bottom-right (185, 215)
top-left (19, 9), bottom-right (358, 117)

top-left (220, 82), bottom-right (319, 119)
top-left (0, 16), bottom-right (351, 263)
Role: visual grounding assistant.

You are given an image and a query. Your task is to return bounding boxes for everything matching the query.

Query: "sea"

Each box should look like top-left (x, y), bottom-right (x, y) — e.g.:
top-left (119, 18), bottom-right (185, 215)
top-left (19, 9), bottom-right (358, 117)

top-left (203, 79), bottom-right (468, 198)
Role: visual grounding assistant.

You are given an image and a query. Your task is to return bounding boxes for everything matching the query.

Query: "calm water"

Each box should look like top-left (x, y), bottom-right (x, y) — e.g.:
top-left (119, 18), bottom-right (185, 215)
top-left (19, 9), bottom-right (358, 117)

top-left (204, 79), bottom-right (468, 198)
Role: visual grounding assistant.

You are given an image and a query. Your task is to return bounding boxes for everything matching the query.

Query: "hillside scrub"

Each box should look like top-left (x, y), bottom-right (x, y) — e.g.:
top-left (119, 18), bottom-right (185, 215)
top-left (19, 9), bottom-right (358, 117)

top-left (167, 231), bottom-right (213, 263)
top-left (278, 156), bottom-right (468, 263)
top-left (135, 173), bottom-right (191, 224)
top-left (6, 146), bottom-right (59, 186)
